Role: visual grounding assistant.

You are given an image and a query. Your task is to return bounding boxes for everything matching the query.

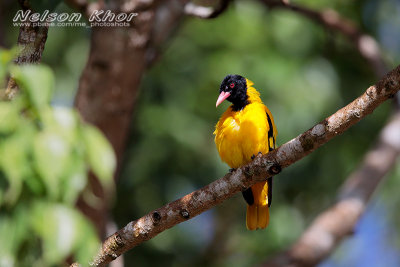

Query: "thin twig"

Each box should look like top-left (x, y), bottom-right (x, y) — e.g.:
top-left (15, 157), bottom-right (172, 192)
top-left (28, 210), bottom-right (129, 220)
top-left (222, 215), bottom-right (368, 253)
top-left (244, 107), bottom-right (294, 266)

top-left (184, 0), bottom-right (231, 19)
top-left (80, 65), bottom-right (400, 267)
top-left (263, 110), bottom-right (400, 267)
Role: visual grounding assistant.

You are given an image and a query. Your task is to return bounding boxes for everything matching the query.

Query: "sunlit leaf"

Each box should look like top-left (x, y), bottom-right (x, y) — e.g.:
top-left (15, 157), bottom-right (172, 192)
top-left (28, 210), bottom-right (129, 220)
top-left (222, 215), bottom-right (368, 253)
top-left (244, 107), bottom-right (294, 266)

top-left (0, 100), bottom-right (20, 133)
top-left (30, 202), bottom-right (100, 265)
top-left (0, 48), bottom-right (16, 86)
top-left (73, 213), bottom-right (100, 265)
top-left (42, 107), bottom-right (79, 137)
top-left (0, 48), bottom-right (15, 66)
top-left (0, 125), bottom-right (34, 204)
top-left (52, 107), bottom-right (79, 132)
top-left (31, 203), bottom-right (81, 265)
top-left (82, 125), bottom-right (115, 187)
top-left (33, 129), bottom-right (71, 199)
top-left (0, 217), bottom-right (16, 267)
top-left (11, 65), bottom-right (54, 110)
top-left (0, 206), bottom-right (30, 266)
top-left (60, 156), bottom-right (87, 204)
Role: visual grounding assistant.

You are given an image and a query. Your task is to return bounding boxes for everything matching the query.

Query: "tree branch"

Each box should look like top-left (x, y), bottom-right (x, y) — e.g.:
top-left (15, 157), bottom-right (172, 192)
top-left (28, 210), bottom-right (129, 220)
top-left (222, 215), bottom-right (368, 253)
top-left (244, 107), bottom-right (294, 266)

top-left (184, 0), bottom-right (231, 19)
top-left (83, 65), bottom-right (400, 267)
top-left (260, 0), bottom-right (387, 77)
top-left (5, 0), bottom-right (49, 99)
top-left (74, 0), bottom-right (187, 236)
top-left (254, 4), bottom-right (398, 265)
top-left (256, 4), bottom-right (398, 265)
top-left (263, 108), bottom-right (400, 267)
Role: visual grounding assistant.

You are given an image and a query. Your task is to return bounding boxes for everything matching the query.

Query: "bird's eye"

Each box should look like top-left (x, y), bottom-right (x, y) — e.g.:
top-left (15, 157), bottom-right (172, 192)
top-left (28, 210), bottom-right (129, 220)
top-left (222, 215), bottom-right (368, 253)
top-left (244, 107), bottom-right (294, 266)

top-left (230, 83), bottom-right (235, 89)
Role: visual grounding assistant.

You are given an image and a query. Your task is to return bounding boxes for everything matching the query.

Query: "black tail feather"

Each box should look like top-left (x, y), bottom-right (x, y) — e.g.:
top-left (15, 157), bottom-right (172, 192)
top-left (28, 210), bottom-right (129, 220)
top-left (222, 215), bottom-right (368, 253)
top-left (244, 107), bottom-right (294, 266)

top-left (267, 177), bottom-right (273, 207)
top-left (242, 188), bottom-right (254, 205)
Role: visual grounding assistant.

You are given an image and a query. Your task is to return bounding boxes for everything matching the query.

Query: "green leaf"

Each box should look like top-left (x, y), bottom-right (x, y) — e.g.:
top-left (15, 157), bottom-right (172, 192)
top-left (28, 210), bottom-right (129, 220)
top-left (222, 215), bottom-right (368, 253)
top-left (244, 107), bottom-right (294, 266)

top-left (0, 124), bottom-right (34, 204)
top-left (0, 48), bottom-right (15, 67)
top-left (37, 107), bottom-right (89, 203)
top-left (47, 107), bottom-right (80, 143)
top-left (60, 156), bottom-right (87, 205)
top-left (0, 217), bottom-right (17, 267)
top-left (52, 107), bottom-right (79, 132)
top-left (0, 100), bottom-right (20, 133)
top-left (0, 206), bottom-right (30, 265)
top-left (73, 213), bottom-right (100, 265)
top-left (33, 129), bottom-right (71, 199)
top-left (0, 48), bottom-right (16, 85)
top-left (11, 65), bottom-right (54, 109)
top-left (82, 125), bottom-right (115, 187)
top-left (31, 202), bottom-right (85, 265)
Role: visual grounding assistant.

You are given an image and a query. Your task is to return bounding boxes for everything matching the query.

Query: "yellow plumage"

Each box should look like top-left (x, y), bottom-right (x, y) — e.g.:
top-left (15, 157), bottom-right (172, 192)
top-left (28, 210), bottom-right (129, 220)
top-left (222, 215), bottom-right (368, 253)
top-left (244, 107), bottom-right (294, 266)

top-left (214, 78), bottom-right (277, 230)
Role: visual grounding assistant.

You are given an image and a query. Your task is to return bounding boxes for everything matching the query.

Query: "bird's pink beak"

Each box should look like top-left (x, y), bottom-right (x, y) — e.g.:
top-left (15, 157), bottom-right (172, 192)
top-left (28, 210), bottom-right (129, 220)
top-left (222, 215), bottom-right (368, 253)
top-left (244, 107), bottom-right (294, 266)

top-left (216, 91), bottom-right (231, 107)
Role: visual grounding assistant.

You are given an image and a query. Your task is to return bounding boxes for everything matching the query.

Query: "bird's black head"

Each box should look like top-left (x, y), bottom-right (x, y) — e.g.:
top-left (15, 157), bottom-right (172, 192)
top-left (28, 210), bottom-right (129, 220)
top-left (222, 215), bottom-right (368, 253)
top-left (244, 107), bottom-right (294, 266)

top-left (216, 74), bottom-right (249, 111)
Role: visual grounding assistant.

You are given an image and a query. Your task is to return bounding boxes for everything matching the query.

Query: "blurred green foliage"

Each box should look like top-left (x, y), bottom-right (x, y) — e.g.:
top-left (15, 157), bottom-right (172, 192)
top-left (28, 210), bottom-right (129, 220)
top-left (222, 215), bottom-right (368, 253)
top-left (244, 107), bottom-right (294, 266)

top-left (1, 0), bottom-right (400, 266)
top-left (0, 49), bottom-right (115, 266)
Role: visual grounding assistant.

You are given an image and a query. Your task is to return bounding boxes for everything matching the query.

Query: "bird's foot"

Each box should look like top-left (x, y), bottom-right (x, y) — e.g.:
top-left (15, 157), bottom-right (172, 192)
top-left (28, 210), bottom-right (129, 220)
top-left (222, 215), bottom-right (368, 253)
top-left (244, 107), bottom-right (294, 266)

top-left (229, 168), bottom-right (236, 173)
top-left (251, 152), bottom-right (263, 160)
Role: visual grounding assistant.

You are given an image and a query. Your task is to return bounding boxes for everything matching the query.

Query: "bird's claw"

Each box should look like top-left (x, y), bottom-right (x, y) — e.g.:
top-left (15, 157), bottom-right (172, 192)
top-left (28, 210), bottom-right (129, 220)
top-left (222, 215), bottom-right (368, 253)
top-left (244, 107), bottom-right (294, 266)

top-left (251, 152), bottom-right (263, 160)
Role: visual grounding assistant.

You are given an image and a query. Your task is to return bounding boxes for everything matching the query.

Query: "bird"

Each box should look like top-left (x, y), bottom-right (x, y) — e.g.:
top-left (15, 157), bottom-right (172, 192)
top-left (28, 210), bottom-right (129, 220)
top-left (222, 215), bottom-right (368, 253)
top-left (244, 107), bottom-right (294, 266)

top-left (214, 74), bottom-right (277, 230)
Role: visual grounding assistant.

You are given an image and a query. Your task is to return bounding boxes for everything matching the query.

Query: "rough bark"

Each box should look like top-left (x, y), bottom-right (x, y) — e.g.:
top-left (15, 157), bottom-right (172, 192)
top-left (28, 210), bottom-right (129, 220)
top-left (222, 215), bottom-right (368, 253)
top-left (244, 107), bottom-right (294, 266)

top-left (73, 0), bottom-right (189, 237)
top-left (83, 65), bottom-right (400, 267)
top-left (5, 0), bottom-right (49, 99)
top-left (257, 2), bottom-right (396, 265)
top-left (263, 110), bottom-right (400, 267)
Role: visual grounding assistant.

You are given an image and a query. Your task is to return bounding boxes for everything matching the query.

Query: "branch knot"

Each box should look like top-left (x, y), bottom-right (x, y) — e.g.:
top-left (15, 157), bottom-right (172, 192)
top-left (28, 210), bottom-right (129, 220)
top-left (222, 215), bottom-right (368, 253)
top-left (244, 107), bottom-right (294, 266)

top-left (180, 209), bottom-right (190, 219)
top-left (269, 164), bottom-right (282, 175)
top-left (152, 211), bottom-right (161, 224)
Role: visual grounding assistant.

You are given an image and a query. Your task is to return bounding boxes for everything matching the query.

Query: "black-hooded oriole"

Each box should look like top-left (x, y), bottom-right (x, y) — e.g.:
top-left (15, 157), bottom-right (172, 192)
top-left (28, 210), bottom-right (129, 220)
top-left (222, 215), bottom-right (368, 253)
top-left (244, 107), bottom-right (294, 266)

top-left (214, 74), bottom-right (277, 230)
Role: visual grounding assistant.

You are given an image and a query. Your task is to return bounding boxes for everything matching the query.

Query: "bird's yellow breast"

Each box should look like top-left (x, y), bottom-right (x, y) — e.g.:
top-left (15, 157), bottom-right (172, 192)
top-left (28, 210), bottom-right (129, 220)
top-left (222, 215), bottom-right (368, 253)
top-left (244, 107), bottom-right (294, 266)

top-left (214, 87), bottom-right (276, 169)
